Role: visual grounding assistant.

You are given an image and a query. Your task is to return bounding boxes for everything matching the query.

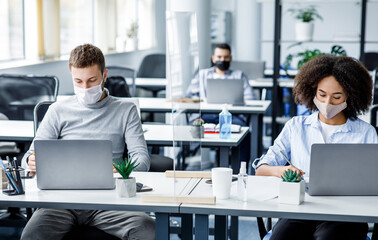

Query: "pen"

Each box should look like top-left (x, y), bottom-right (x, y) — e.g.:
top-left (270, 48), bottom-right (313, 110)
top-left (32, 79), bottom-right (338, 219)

top-left (279, 150), bottom-right (293, 166)
top-left (13, 157), bottom-right (24, 193)
top-left (0, 157), bottom-right (20, 194)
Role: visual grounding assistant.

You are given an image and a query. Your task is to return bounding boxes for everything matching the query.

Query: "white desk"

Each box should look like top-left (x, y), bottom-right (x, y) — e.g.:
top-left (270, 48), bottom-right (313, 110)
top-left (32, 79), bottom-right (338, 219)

top-left (129, 78), bottom-right (167, 88)
top-left (130, 77), bottom-right (294, 89)
top-left (249, 78), bottom-right (295, 88)
top-left (181, 176), bottom-right (378, 240)
top-left (56, 96), bottom-right (271, 161)
top-left (0, 121), bottom-right (249, 172)
top-left (0, 172), bottom-right (196, 240)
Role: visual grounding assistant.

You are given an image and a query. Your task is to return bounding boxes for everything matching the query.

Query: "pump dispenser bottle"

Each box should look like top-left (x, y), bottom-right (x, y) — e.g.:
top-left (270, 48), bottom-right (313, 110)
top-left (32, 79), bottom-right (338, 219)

top-left (237, 162), bottom-right (248, 201)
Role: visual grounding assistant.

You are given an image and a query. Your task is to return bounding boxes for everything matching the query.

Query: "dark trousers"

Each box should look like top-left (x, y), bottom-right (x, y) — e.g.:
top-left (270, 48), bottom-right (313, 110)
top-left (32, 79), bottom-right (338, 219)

top-left (270, 218), bottom-right (368, 240)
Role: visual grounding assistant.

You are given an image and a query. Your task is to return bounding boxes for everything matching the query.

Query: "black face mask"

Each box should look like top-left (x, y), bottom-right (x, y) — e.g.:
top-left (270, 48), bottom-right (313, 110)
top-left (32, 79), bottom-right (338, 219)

top-left (214, 61), bottom-right (230, 71)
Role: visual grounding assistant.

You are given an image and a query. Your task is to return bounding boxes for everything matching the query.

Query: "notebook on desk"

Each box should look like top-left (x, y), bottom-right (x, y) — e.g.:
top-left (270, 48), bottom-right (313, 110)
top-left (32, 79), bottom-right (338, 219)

top-left (206, 78), bottom-right (244, 105)
top-left (308, 143), bottom-right (378, 196)
top-left (34, 140), bottom-right (115, 190)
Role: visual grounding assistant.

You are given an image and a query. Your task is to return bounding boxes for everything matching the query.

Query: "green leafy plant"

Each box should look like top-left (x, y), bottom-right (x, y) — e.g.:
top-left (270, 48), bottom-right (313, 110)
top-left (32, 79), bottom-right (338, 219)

top-left (192, 118), bottom-right (204, 126)
top-left (288, 5), bottom-right (323, 23)
top-left (113, 157), bottom-right (139, 179)
top-left (283, 44), bottom-right (347, 73)
top-left (281, 169), bottom-right (302, 182)
top-left (126, 22), bottom-right (138, 39)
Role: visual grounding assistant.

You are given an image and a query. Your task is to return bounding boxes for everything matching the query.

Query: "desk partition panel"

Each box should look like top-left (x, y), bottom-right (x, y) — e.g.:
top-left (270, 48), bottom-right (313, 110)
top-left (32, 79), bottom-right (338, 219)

top-left (167, 11), bottom-right (207, 195)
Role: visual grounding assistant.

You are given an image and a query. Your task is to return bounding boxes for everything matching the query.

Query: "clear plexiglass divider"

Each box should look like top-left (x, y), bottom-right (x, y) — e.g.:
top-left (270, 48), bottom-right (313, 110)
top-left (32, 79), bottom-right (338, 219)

top-left (166, 11), bottom-right (210, 201)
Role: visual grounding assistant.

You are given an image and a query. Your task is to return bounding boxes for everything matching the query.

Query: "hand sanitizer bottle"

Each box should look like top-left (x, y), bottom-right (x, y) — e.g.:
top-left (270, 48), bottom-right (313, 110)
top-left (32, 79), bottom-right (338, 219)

top-left (238, 162), bottom-right (248, 201)
top-left (219, 105), bottom-right (232, 140)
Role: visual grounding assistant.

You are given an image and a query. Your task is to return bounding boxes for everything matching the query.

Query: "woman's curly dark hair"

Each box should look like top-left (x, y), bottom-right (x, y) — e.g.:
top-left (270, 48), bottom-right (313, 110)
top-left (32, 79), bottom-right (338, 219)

top-left (293, 55), bottom-right (372, 120)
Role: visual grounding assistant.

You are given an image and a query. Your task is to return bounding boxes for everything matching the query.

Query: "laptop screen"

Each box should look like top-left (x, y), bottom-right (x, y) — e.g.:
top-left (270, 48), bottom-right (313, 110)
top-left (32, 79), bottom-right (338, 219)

top-left (206, 78), bottom-right (244, 105)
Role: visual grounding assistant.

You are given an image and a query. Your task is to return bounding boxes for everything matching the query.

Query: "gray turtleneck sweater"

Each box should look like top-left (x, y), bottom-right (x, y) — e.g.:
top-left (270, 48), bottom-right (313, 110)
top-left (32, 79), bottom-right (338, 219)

top-left (21, 93), bottom-right (150, 172)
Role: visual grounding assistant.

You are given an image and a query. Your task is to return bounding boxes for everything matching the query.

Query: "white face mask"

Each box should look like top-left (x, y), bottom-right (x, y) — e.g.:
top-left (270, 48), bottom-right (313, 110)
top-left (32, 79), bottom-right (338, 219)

top-left (313, 96), bottom-right (347, 119)
top-left (74, 78), bottom-right (104, 105)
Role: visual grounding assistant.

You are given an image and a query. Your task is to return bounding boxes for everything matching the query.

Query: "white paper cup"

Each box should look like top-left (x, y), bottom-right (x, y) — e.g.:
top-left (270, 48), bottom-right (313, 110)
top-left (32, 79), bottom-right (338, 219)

top-left (212, 167), bottom-right (232, 200)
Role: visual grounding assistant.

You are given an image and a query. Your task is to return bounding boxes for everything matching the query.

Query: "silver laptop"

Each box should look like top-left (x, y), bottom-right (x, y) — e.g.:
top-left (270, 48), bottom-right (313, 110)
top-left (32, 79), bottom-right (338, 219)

top-left (309, 144), bottom-right (378, 196)
top-left (35, 140), bottom-right (115, 190)
top-left (206, 78), bottom-right (244, 105)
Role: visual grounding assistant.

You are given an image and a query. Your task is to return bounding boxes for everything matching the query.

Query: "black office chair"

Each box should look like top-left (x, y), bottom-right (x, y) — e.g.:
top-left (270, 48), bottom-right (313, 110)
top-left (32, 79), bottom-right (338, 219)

top-left (360, 52), bottom-right (378, 104)
top-left (149, 154), bottom-right (174, 172)
top-left (33, 101), bottom-right (121, 240)
top-left (360, 52), bottom-right (378, 71)
top-left (104, 76), bottom-right (132, 98)
top-left (106, 66), bottom-right (136, 97)
top-left (370, 104), bottom-right (378, 134)
top-left (137, 53), bottom-right (166, 97)
top-left (0, 74), bottom-right (59, 120)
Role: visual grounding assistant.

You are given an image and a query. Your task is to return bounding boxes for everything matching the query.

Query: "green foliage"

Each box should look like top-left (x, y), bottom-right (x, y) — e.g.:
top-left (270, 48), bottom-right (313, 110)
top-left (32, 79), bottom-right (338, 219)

top-left (192, 118), bottom-right (204, 126)
top-left (283, 45), bottom-right (347, 73)
top-left (281, 169), bottom-right (302, 182)
top-left (113, 157), bottom-right (139, 179)
top-left (127, 22), bottom-right (138, 38)
top-left (288, 5), bottom-right (323, 23)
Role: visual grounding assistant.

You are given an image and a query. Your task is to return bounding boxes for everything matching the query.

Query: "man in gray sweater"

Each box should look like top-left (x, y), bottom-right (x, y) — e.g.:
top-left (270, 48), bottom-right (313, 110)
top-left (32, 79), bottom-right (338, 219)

top-left (20, 44), bottom-right (154, 240)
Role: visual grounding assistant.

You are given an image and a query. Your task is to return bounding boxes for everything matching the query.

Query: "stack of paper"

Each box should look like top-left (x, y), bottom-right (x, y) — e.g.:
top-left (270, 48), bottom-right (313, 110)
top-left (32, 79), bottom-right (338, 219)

top-left (203, 123), bottom-right (241, 133)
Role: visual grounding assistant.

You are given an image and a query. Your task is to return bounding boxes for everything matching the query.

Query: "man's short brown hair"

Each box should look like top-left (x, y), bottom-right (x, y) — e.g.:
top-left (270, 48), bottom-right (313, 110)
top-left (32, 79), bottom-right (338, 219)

top-left (69, 44), bottom-right (105, 74)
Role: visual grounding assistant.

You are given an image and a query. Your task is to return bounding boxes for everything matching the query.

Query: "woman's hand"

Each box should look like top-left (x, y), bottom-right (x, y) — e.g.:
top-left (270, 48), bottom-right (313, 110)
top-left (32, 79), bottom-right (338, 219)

top-left (256, 164), bottom-right (305, 178)
top-left (280, 165), bottom-right (305, 179)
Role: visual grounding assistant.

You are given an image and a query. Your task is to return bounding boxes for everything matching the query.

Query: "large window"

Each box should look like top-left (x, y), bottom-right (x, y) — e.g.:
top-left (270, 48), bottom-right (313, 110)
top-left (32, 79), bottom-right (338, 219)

top-left (0, 0), bottom-right (24, 61)
top-left (60, 0), bottom-right (94, 55)
top-left (116, 0), bottom-right (155, 52)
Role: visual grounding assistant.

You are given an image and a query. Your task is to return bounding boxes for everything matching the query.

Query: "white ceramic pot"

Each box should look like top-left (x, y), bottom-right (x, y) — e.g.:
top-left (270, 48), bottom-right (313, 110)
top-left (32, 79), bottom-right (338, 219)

top-left (190, 126), bottom-right (204, 138)
top-left (116, 177), bottom-right (136, 198)
top-left (279, 180), bottom-right (305, 205)
top-left (295, 22), bottom-right (314, 42)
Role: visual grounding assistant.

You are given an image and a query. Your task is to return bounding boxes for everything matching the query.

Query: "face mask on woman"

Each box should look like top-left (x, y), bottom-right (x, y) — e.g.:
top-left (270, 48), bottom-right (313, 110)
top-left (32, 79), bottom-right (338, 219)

top-left (74, 78), bottom-right (104, 105)
top-left (313, 96), bottom-right (347, 119)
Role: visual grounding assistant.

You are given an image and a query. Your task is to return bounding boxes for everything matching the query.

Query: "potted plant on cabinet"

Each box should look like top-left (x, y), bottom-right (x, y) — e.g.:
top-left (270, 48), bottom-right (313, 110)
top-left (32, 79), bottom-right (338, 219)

top-left (279, 169), bottom-right (305, 205)
top-left (113, 157), bottom-right (139, 198)
top-left (190, 118), bottom-right (205, 138)
top-left (126, 22), bottom-right (139, 51)
top-left (283, 44), bottom-right (347, 74)
top-left (288, 5), bottom-right (323, 42)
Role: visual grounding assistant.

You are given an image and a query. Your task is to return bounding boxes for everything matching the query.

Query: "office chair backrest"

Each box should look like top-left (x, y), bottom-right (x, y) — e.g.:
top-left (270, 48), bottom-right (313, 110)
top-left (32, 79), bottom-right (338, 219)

top-left (106, 66), bottom-right (136, 96)
top-left (370, 104), bottom-right (378, 134)
top-left (0, 74), bottom-right (59, 120)
top-left (360, 52), bottom-right (378, 71)
top-left (137, 53), bottom-right (166, 78)
top-left (33, 101), bottom-right (55, 136)
top-left (231, 61), bottom-right (265, 79)
top-left (104, 76), bottom-right (131, 98)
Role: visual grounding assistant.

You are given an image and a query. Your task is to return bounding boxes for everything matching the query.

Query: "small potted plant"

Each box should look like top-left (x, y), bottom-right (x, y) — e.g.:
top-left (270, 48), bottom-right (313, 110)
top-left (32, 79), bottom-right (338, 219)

top-left (113, 157), bottom-right (139, 198)
top-left (279, 169), bottom-right (305, 205)
top-left (126, 22), bottom-right (139, 51)
top-left (190, 118), bottom-right (205, 138)
top-left (288, 5), bottom-right (323, 42)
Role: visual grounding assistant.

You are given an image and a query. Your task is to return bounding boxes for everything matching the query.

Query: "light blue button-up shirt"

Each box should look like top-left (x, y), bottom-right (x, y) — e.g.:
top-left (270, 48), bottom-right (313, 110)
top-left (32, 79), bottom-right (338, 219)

top-left (255, 111), bottom-right (378, 177)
